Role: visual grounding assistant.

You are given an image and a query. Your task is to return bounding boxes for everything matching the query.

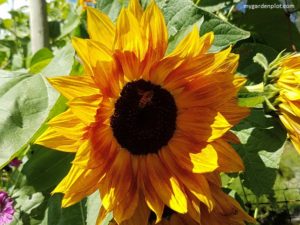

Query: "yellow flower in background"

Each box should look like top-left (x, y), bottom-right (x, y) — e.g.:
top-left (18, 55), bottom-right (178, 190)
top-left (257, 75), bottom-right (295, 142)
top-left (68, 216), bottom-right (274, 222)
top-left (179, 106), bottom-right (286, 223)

top-left (276, 54), bottom-right (300, 154)
top-left (36, 0), bottom-right (250, 223)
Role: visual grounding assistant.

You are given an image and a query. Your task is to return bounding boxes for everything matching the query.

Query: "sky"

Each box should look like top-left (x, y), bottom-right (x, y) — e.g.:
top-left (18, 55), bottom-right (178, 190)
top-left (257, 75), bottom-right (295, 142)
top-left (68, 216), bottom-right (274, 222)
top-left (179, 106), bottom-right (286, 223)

top-left (0, 0), bottom-right (29, 19)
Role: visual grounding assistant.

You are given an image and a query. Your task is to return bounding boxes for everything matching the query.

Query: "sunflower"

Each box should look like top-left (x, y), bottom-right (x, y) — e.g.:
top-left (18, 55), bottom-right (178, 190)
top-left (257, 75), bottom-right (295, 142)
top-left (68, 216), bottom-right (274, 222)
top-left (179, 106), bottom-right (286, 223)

top-left (36, 0), bottom-right (249, 223)
top-left (275, 54), bottom-right (300, 153)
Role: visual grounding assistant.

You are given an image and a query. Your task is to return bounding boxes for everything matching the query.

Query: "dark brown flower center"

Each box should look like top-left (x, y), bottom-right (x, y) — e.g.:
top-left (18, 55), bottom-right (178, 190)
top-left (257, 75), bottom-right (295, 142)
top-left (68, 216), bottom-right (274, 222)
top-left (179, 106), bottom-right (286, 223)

top-left (110, 79), bottom-right (177, 155)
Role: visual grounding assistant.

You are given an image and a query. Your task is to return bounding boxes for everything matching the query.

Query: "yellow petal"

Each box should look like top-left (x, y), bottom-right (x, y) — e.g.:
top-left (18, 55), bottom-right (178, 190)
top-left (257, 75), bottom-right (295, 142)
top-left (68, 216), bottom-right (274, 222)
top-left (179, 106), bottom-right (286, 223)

top-left (114, 9), bottom-right (148, 80)
top-left (68, 94), bottom-right (102, 124)
top-left (146, 154), bottom-right (188, 213)
top-left (128, 0), bottom-right (143, 20)
top-left (72, 38), bottom-right (93, 74)
top-left (139, 156), bottom-right (164, 223)
top-left (35, 127), bottom-right (79, 152)
top-left (208, 112), bottom-right (232, 142)
top-left (61, 187), bottom-right (96, 207)
top-left (100, 150), bottom-right (132, 211)
top-left (53, 165), bottom-right (102, 207)
top-left (169, 27), bottom-right (214, 58)
top-left (48, 75), bottom-right (99, 100)
top-left (121, 194), bottom-right (150, 225)
top-left (167, 137), bottom-right (218, 173)
top-left (160, 148), bottom-right (214, 211)
top-left (48, 109), bottom-right (86, 140)
top-left (150, 30), bottom-right (213, 85)
top-left (141, 1), bottom-right (168, 62)
top-left (87, 7), bottom-right (115, 49)
top-left (113, 182), bottom-right (139, 224)
top-left (115, 8), bottom-right (147, 59)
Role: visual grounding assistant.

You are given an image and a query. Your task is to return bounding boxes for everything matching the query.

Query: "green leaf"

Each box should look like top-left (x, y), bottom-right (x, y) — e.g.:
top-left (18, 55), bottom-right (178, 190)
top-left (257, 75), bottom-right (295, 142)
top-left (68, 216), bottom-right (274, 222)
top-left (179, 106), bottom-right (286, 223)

top-left (0, 72), bottom-right (59, 168)
top-left (86, 191), bottom-right (112, 225)
top-left (30, 48), bottom-right (53, 67)
top-left (233, 109), bottom-right (286, 196)
top-left (47, 194), bottom-right (87, 225)
top-left (40, 44), bottom-right (75, 77)
top-left (161, 0), bottom-right (250, 51)
top-left (22, 145), bottom-right (74, 192)
top-left (253, 53), bottom-right (268, 71)
top-left (238, 91), bottom-right (264, 107)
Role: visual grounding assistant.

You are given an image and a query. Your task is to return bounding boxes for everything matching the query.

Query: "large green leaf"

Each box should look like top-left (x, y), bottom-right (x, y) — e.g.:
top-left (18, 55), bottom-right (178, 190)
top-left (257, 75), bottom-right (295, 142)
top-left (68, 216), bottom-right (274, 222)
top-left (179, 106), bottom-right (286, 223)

top-left (0, 44), bottom-right (75, 168)
top-left (0, 72), bottom-right (59, 168)
top-left (22, 145), bottom-right (74, 192)
top-left (233, 109), bottom-right (286, 196)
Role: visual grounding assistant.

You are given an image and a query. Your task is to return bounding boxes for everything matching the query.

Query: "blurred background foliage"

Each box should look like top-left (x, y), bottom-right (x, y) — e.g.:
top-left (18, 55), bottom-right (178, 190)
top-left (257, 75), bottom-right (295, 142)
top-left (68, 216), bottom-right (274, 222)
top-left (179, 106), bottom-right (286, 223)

top-left (0, 0), bottom-right (300, 224)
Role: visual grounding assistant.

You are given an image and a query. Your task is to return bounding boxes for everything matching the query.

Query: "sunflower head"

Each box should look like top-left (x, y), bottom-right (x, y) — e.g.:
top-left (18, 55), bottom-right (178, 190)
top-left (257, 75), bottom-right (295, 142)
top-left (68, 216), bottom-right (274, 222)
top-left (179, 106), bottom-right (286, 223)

top-left (273, 54), bottom-right (300, 153)
top-left (36, 0), bottom-right (251, 224)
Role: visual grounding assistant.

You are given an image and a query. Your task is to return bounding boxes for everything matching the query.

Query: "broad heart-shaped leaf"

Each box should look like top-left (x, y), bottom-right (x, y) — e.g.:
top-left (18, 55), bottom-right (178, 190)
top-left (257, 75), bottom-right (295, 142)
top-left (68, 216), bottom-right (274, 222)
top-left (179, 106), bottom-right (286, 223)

top-left (97, 0), bottom-right (250, 51)
top-left (0, 44), bottom-right (74, 169)
top-left (0, 72), bottom-right (59, 168)
top-left (232, 109), bottom-right (286, 196)
top-left (22, 145), bottom-right (74, 192)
